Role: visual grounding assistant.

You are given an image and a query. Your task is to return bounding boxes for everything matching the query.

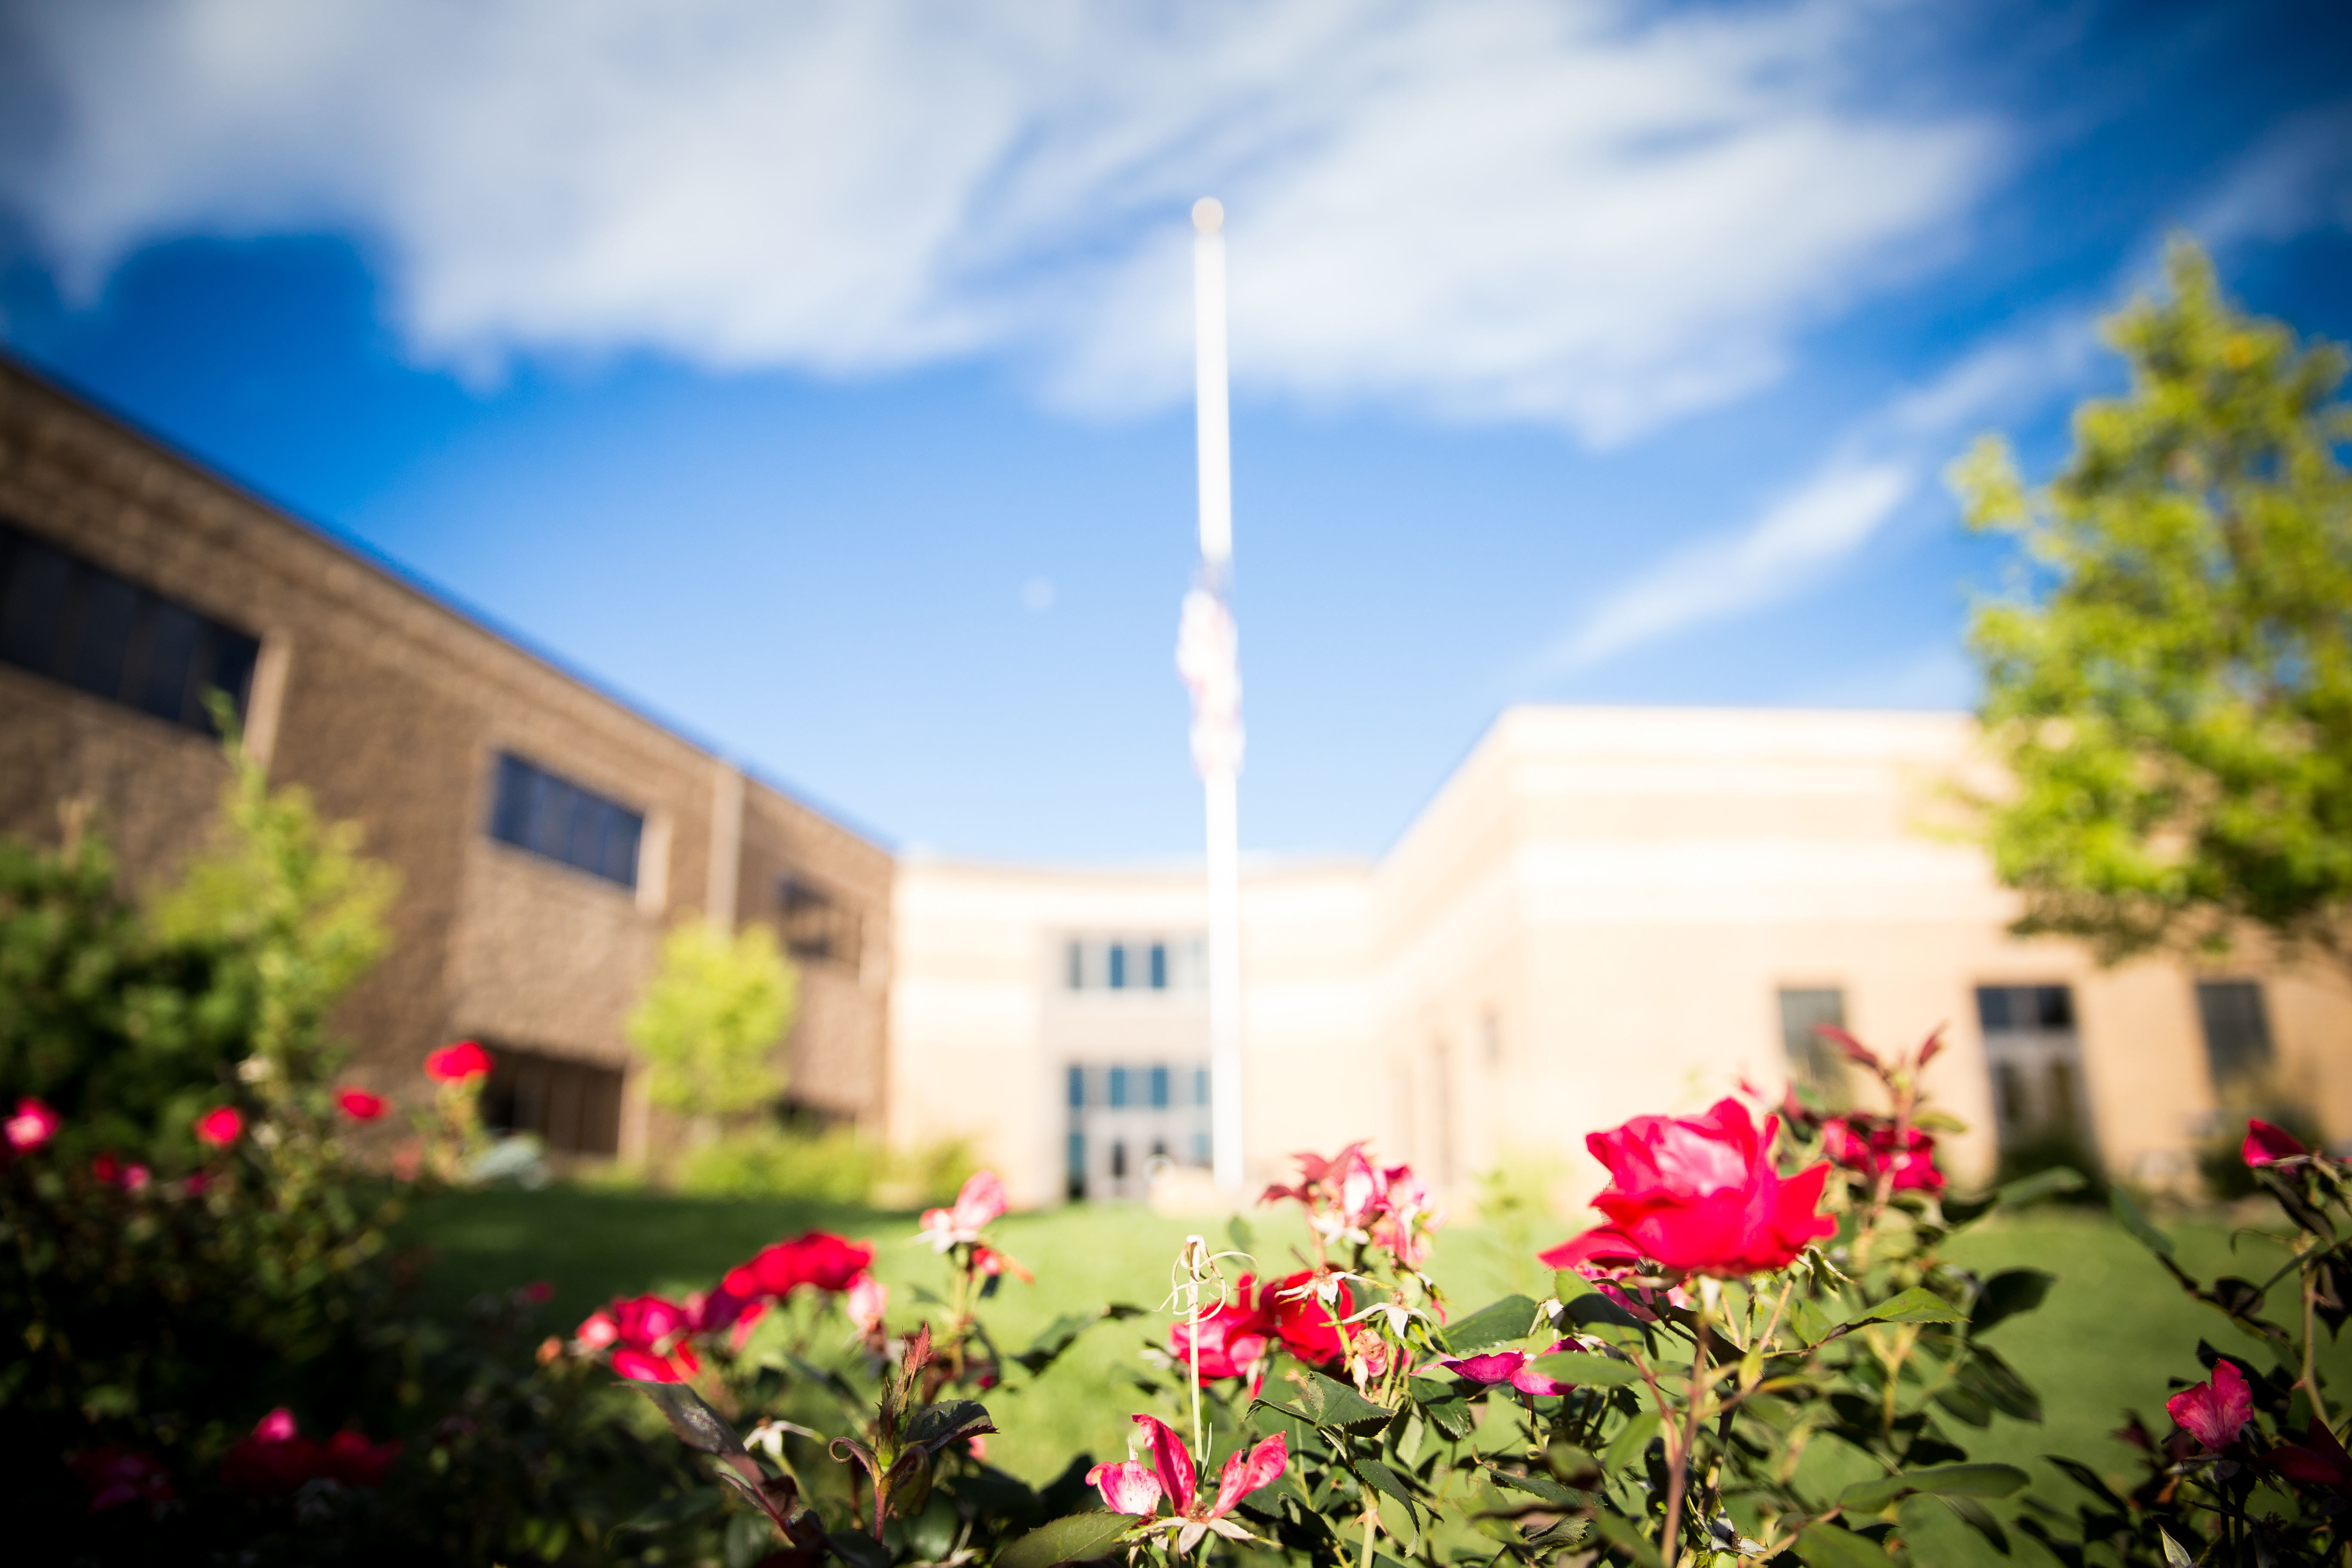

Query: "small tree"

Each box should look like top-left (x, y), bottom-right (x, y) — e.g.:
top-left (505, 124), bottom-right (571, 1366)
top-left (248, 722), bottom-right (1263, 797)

top-left (1951, 239), bottom-right (2352, 980)
top-left (626, 919), bottom-right (797, 1133)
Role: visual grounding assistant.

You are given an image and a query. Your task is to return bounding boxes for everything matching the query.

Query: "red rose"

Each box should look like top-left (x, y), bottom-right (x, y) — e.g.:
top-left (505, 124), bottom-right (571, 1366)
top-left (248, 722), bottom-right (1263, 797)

top-left (731, 1231), bottom-right (875, 1299)
top-left (1822, 1117), bottom-right (1945, 1195)
top-left (337, 1088), bottom-right (389, 1121)
top-left (1268, 1269), bottom-right (1352, 1366)
top-left (67, 1445), bottom-right (174, 1515)
top-left (2245, 1118), bottom-right (2311, 1167)
top-left (319, 1429), bottom-right (401, 1488)
top-left (221, 1408), bottom-right (323, 1497)
top-left (194, 1105), bottom-right (245, 1148)
top-left (1169, 1274), bottom-right (1274, 1384)
top-left (1578, 1097), bottom-right (1834, 1277)
top-left (2167, 1360), bottom-right (2254, 1452)
top-left (425, 1041), bottom-right (493, 1082)
top-left (4, 1096), bottom-right (60, 1154)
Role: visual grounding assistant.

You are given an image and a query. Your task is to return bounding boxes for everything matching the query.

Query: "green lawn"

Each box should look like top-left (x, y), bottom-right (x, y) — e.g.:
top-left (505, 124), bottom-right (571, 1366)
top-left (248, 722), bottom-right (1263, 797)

top-left (396, 1188), bottom-right (2343, 1506)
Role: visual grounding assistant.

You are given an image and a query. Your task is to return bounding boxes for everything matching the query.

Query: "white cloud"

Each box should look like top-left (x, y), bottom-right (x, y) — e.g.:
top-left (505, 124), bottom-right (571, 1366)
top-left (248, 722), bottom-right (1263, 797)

top-left (0, 0), bottom-right (1999, 441)
top-left (1543, 307), bottom-right (2097, 671)
top-left (2190, 101), bottom-right (2352, 248)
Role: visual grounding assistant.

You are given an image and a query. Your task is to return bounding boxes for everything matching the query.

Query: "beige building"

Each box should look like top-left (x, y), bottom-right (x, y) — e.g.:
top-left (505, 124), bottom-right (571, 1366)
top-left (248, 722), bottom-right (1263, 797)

top-left (0, 357), bottom-right (891, 1162)
top-left (6, 352), bottom-right (2346, 1199)
top-left (890, 708), bottom-right (2352, 1208)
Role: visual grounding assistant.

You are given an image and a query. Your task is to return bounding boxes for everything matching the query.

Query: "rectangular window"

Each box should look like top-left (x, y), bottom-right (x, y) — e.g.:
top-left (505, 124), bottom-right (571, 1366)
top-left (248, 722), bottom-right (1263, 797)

top-left (1194, 1067), bottom-right (1210, 1106)
top-left (487, 752), bottom-right (643, 889)
top-left (1067, 941), bottom-right (1085, 990)
top-left (1149, 943), bottom-right (1168, 990)
top-left (1108, 943), bottom-right (1127, 990)
top-left (2197, 981), bottom-right (2274, 1086)
top-left (1975, 983), bottom-right (2089, 1155)
top-left (0, 521), bottom-right (260, 735)
top-left (1108, 1066), bottom-right (1129, 1109)
top-left (480, 1045), bottom-right (625, 1157)
top-left (1149, 1066), bottom-right (1169, 1108)
top-left (1066, 1065), bottom-right (1086, 1109)
top-left (1776, 988), bottom-right (1849, 1096)
top-left (779, 874), bottom-right (861, 967)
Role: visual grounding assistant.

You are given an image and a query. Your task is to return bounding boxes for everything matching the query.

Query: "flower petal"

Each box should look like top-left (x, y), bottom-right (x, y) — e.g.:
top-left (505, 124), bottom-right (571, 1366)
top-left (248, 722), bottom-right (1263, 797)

top-left (1085, 1460), bottom-right (1163, 1516)
top-left (1210, 1433), bottom-right (1287, 1519)
top-left (1132, 1414), bottom-right (1196, 1516)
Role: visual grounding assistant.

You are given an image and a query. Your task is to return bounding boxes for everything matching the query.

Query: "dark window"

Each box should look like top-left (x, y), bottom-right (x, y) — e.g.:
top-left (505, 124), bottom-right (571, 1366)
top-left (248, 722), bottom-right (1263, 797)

top-left (2197, 981), bottom-right (2274, 1085)
top-left (1108, 943), bottom-right (1127, 990)
top-left (480, 1046), bottom-right (625, 1157)
top-left (1776, 988), bottom-right (1849, 1096)
top-left (1109, 1141), bottom-right (1127, 1179)
top-left (1149, 1066), bottom-right (1169, 1108)
top-left (0, 521), bottom-right (260, 735)
top-left (1066, 1132), bottom-right (1086, 1201)
top-left (1149, 943), bottom-right (1168, 989)
top-left (487, 752), bottom-right (642, 889)
top-left (1108, 1066), bottom-right (1129, 1109)
top-left (1975, 985), bottom-right (2075, 1034)
top-left (1066, 1066), bottom-right (1086, 1109)
top-left (779, 874), bottom-right (861, 967)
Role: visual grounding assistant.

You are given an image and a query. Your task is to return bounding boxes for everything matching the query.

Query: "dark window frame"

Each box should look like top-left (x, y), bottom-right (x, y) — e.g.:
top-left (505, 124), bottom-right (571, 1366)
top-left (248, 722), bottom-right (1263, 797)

top-left (0, 521), bottom-right (260, 736)
top-left (487, 751), bottom-right (643, 890)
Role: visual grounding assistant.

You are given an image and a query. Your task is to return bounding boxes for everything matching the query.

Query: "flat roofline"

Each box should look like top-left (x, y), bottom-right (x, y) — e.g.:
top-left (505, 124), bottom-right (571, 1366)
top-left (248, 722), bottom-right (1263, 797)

top-left (0, 350), bottom-right (896, 854)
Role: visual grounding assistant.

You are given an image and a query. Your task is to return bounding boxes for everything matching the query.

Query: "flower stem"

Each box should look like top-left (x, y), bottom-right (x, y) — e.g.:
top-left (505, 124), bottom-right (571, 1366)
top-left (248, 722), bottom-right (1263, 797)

top-left (1659, 1300), bottom-right (1712, 1568)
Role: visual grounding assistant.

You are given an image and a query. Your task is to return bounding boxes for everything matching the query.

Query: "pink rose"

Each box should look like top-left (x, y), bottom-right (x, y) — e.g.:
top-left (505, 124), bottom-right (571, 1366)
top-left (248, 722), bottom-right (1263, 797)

top-left (2245, 1119), bottom-right (2311, 1167)
top-left (4, 1096), bottom-right (60, 1153)
top-left (194, 1105), bottom-right (245, 1148)
top-left (2168, 1360), bottom-right (2254, 1452)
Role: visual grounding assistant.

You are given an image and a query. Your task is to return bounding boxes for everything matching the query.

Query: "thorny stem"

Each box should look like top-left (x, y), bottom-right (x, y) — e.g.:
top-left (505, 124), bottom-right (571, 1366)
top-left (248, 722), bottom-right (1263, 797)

top-left (1358, 1502), bottom-right (1379, 1568)
top-left (1660, 1299), bottom-right (1713, 1568)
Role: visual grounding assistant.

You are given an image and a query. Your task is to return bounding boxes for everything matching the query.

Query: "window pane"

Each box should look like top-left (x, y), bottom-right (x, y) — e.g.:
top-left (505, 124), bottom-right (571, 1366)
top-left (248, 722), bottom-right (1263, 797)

top-left (208, 628), bottom-right (261, 720)
top-left (1194, 1068), bottom-right (1209, 1106)
top-left (1975, 986), bottom-right (2013, 1033)
top-left (565, 793), bottom-right (607, 874)
top-left (1150, 943), bottom-right (1167, 989)
top-left (138, 603), bottom-right (200, 723)
top-left (1150, 1066), bottom-right (1169, 1108)
top-left (1108, 943), bottom-right (1127, 990)
top-left (1066, 1066), bottom-right (1086, 1109)
top-left (2036, 986), bottom-right (2074, 1029)
top-left (1108, 1067), bottom-right (1129, 1109)
top-left (67, 572), bottom-right (138, 701)
top-left (1776, 988), bottom-right (1847, 1093)
top-left (0, 536), bottom-right (73, 673)
top-left (527, 771), bottom-right (574, 860)
top-left (491, 755), bottom-right (533, 845)
top-left (2197, 981), bottom-right (2272, 1084)
top-left (601, 807), bottom-right (642, 888)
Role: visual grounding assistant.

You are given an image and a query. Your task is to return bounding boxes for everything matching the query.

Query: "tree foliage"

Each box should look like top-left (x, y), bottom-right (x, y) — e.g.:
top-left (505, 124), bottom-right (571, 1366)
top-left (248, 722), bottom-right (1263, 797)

top-left (626, 919), bottom-right (797, 1121)
top-left (1952, 239), bottom-right (2352, 977)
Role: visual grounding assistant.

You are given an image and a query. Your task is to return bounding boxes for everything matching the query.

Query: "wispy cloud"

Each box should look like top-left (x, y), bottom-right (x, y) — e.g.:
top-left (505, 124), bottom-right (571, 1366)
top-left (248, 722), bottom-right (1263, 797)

top-left (1542, 311), bottom-right (2097, 673)
top-left (0, 0), bottom-right (2000, 442)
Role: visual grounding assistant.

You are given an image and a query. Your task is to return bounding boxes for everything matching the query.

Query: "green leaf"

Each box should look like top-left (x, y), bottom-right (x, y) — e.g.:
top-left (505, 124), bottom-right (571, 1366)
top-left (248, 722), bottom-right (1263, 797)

top-left (828, 1530), bottom-right (894, 1568)
top-left (633, 1381), bottom-right (750, 1458)
top-left (1969, 1269), bottom-right (2055, 1335)
top-left (1602, 1409), bottom-right (1662, 1475)
top-left (1011, 1307), bottom-right (1145, 1375)
top-left (1796, 1521), bottom-right (1899, 1568)
top-left (995, 1513), bottom-right (1140, 1568)
top-left (1481, 1464), bottom-right (1591, 1508)
top-left (1587, 1512), bottom-right (1665, 1568)
top-left (1530, 1350), bottom-right (1641, 1387)
top-left (1355, 1456), bottom-right (1420, 1525)
top-left (1839, 1287), bottom-right (1967, 1329)
top-left (2159, 1527), bottom-right (2194, 1568)
top-left (905, 1399), bottom-right (996, 1455)
top-left (1556, 1273), bottom-right (1647, 1329)
top-left (2109, 1187), bottom-right (2175, 1258)
top-left (1838, 1463), bottom-right (2030, 1514)
top-left (1227, 1215), bottom-right (1255, 1253)
top-left (1259, 1371), bottom-right (1395, 1435)
top-left (610, 1488), bottom-right (725, 1538)
top-left (1442, 1295), bottom-right (1542, 1352)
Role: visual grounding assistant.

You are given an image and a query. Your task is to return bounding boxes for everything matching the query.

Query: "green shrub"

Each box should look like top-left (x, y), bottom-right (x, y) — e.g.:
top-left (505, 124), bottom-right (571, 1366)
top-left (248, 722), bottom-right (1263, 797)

top-left (677, 1124), bottom-right (975, 1208)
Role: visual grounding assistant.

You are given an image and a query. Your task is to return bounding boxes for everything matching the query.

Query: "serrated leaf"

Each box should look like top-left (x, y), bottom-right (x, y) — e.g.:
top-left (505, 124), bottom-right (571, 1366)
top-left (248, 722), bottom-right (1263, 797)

top-left (1481, 1464), bottom-right (1587, 1507)
top-left (1530, 1350), bottom-right (1641, 1388)
top-left (1838, 1463), bottom-right (2030, 1513)
top-left (995, 1512), bottom-right (1140, 1568)
top-left (1355, 1456), bottom-right (1420, 1525)
top-left (1840, 1287), bottom-right (1967, 1329)
top-left (1797, 1521), bottom-right (1899, 1568)
top-left (1442, 1295), bottom-right (1542, 1352)
top-left (905, 1399), bottom-right (995, 1454)
top-left (1969, 1269), bottom-right (2055, 1335)
top-left (2109, 1187), bottom-right (2175, 1258)
top-left (1283, 1371), bottom-right (1394, 1434)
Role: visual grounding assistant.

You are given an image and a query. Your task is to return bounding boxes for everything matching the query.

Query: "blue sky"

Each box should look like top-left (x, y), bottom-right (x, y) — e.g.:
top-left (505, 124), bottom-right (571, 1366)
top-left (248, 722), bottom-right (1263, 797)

top-left (2, 0), bottom-right (2348, 861)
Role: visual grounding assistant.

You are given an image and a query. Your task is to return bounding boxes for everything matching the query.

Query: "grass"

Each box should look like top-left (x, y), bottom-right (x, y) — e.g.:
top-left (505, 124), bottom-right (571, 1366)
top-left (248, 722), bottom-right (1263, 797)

top-left (395, 1187), bottom-right (2352, 1507)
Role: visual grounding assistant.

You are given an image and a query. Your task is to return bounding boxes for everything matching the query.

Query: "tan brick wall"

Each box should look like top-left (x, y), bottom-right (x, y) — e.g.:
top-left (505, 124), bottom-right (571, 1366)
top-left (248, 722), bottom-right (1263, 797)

top-left (0, 358), bottom-right (894, 1155)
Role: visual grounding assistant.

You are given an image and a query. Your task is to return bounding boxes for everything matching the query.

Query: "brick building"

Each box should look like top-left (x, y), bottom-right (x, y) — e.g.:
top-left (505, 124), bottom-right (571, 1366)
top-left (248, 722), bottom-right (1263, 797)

top-left (0, 357), bottom-right (891, 1163)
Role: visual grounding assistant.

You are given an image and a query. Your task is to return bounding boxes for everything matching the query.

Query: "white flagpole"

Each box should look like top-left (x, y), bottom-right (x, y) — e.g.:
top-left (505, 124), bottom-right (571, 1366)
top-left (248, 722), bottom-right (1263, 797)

top-left (1182, 197), bottom-right (1245, 1193)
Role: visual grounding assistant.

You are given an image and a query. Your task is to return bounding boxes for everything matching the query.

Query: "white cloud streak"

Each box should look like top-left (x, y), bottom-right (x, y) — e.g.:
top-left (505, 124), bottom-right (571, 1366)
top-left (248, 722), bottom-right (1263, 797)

top-left (0, 0), bottom-right (1999, 441)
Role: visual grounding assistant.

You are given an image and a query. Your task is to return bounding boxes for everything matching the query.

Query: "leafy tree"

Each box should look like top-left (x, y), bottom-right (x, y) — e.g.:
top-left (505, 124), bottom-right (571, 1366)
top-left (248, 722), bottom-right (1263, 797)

top-left (626, 919), bottom-right (797, 1127)
top-left (1952, 240), bottom-right (2352, 979)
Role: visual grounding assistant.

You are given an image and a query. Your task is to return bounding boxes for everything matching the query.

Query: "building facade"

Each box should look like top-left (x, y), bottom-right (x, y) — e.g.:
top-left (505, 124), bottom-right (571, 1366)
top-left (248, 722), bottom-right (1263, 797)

top-left (7, 355), bottom-right (2346, 1202)
top-left (889, 708), bottom-right (2352, 1209)
top-left (0, 359), bottom-right (892, 1161)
